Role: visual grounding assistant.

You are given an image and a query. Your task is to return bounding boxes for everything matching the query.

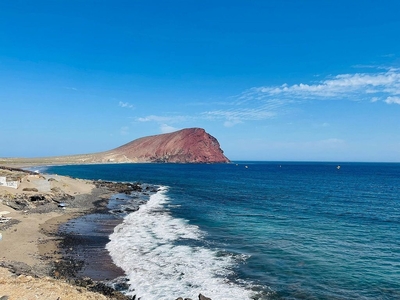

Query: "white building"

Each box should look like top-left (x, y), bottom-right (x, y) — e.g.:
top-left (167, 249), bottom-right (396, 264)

top-left (0, 176), bottom-right (19, 189)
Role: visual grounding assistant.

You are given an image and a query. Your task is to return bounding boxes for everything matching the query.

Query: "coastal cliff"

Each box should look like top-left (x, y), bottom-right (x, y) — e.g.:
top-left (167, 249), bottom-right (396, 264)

top-left (102, 128), bottom-right (230, 163)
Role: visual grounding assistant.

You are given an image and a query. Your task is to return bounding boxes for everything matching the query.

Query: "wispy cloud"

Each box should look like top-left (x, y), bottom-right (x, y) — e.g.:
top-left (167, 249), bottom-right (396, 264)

top-left (136, 115), bottom-right (187, 133)
top-left (137, 115), bottom-right (187, 123)
top-left (135, 67), bottom-right (400, 129)
top-left (245, 68), bottom-right (400, 102)
top-left (385, 96), bottom-right (400, 104)
top-left (203, 105), bottom-right (277, 127)
top-left (201, 67), bottom-right (400, 127)
top-left (160, 124), bottom-right (178, 133)
top-left (200, 94), bottom-right (289, 127)
top-left (119, 101), bottom-right (134, 109)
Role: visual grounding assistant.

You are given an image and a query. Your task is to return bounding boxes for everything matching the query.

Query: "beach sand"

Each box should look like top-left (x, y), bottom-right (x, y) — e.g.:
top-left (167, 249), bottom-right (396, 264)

top-left (0, 167), bottom-right (127, 299)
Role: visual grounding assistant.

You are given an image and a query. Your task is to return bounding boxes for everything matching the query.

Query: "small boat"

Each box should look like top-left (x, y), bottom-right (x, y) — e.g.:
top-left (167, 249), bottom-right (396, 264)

top-left (337, 165), bottom-right (341, 170)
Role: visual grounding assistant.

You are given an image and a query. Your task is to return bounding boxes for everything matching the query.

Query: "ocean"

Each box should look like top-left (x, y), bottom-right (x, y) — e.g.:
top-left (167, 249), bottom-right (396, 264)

top-left (44, 162), bottom-right (400, 300)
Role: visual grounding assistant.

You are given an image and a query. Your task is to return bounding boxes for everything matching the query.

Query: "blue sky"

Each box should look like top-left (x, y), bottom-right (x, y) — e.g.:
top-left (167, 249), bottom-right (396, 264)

top-left (1, 0), bottom-right (400, 161)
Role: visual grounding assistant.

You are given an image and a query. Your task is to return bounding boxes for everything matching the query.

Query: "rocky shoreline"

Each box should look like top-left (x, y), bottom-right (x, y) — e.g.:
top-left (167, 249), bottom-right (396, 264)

top-left (0, 167), bottom-right (214, 300)
top-left (0, 167), bottom-right (142, 299)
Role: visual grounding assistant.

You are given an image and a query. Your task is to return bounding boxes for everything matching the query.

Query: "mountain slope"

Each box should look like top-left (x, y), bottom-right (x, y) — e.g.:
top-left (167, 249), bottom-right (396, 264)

top-left (0, 128), bottom-right (230, 165)
top-left (101, 128), bottom-right (230, 163)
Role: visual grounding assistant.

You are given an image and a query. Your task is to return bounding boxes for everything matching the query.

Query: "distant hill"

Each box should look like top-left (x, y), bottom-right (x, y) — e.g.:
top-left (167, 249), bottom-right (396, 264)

top-left (101, 128), bottom-right (230, 163)
top-left (0, 128), bottom-right (230, 165)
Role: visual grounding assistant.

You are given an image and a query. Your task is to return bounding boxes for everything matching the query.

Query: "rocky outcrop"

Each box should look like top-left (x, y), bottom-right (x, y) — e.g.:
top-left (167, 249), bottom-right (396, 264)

top-left (101, 128), bottom-right (230, 163)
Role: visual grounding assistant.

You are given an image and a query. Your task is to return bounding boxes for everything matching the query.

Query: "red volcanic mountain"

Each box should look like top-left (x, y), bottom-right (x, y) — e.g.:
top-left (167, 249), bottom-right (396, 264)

top-left (100, 128), bottom-right (230, 163)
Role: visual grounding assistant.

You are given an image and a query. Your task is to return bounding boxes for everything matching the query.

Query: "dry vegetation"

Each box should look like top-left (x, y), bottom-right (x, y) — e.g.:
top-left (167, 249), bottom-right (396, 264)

top-left (0, 267), bottom-right (108, 300)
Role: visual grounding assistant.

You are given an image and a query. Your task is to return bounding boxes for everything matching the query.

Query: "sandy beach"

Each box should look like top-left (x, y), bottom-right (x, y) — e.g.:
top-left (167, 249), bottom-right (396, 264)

top-left (0, 166), bottom-right (129, 299)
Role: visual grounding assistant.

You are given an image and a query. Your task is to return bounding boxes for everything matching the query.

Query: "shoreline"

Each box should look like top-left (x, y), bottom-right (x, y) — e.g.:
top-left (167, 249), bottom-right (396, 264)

top-left (0, 166), bottom-right (139, 299)
top-left (1, 164), bottom-right (214, 300)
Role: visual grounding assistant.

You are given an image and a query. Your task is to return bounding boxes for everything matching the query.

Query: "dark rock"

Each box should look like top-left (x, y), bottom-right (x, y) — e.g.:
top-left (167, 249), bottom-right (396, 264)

top-left (106, 276), bottom-right (130, 292)
top-left (5, 201), bottom-right (25, 210)
top-left (0, 261), bottom-right (35, 277)
top-left (74, 277), bottom-right (93, 288)
top-left (30, 195), bottom-right (45, 202)
top-left (124, 206), bottom-right (139, 212)
top-left (89, 282), bottom-right (115, 296)
top-left (88, 282), bottom-right (134, 300)
top-left (199, 294), bottom-right (212, 300)
top-left (94, 181), bottom-right (142, 194)
top-left (52, 258), bottom-right (84, 278)
top-left (0, 218), bottom-right (20, 231)
top-left (22, 188), bottom-right (39, 192)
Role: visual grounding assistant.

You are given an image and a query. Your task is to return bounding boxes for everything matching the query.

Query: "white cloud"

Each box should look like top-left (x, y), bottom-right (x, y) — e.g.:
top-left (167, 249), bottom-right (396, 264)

top-left (119, 101), bottom-right (134, 109)
top-left (138, 115), bottom-right (172, 122)
top-left (385, 96), bottom-right (400, 104)
top-left (135, 67), bottom-right (400, 129)
top-left (203, 107), bottom-right (276, 121)
top-left (246, 68), bottom-right (400, 102)
top-left (135, 115), bottom-right (185, 132)
top-left (160, 124), bottom-right (178, 133)
top-left (224, 119), bottom-right (243, 127)
top-left (202, 102), bottom-right (279, 127)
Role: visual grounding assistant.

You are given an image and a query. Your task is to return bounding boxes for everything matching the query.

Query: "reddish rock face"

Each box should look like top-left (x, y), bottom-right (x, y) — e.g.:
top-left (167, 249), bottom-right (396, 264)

top-left (106, 128), bottom-right (230, 163)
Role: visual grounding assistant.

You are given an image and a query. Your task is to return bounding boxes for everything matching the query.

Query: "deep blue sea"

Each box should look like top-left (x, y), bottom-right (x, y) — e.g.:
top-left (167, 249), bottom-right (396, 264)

top-left (43, 162), bottom-right (400, 300)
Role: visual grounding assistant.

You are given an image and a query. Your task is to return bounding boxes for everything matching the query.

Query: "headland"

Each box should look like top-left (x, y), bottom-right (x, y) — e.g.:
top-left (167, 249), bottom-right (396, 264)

top-left (0, 128), bottom-right (230, 167)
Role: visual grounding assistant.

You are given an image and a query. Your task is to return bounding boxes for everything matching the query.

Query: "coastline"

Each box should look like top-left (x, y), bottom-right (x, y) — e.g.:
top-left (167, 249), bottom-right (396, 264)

top-left (0, 166), bottom-right (135, 299)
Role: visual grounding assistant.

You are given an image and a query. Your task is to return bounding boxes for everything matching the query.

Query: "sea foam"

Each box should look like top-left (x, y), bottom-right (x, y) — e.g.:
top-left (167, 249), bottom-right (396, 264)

top-left (106, 186), bottom-right (254, 300)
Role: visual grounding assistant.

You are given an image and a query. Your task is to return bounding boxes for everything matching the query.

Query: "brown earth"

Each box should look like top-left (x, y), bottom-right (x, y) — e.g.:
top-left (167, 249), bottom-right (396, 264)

top-left (104, 127), bottom-right (230, 163)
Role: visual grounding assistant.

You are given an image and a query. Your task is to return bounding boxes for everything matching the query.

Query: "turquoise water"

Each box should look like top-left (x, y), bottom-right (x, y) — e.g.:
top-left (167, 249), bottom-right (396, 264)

top-left (45, 162), bottom-right (400, 299)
